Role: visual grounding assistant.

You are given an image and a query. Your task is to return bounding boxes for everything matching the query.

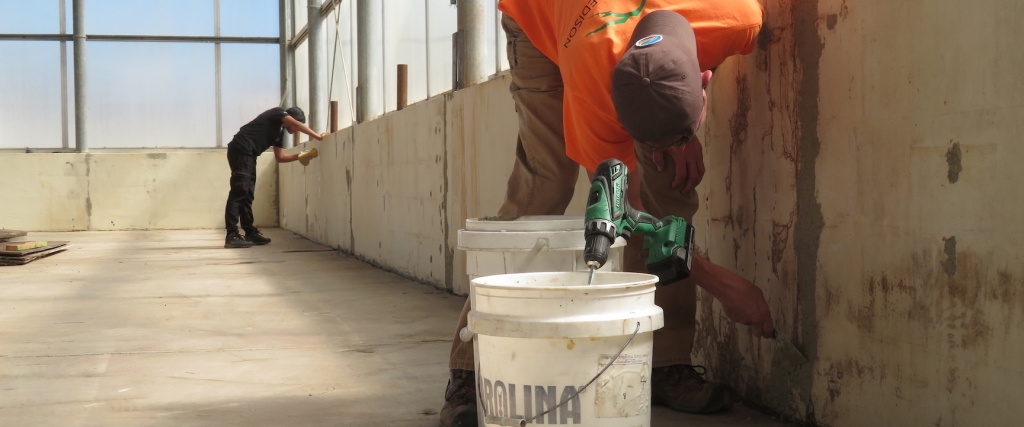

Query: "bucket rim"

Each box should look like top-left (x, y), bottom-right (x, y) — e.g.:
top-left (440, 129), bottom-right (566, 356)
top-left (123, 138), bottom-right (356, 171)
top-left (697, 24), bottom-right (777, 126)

top-left (465, 215), bottom-right (584, 232)
top-left (470, 271), bottom-right (658, 291)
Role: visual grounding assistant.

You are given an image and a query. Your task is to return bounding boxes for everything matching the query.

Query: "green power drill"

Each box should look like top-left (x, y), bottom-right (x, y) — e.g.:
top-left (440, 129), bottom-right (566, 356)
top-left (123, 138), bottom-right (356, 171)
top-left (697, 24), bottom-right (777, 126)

top-left (583, 158), bottom-right (696, 285)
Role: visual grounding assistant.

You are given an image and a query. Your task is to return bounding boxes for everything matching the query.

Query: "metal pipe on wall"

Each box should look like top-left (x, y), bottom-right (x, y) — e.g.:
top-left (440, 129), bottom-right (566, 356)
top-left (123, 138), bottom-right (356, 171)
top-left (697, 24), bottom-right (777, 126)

top-left (357, 0), bottom-right (383, 122)
top-left (457, 0), bottom-right (487, 86)
top-left (72, 0), bottom-right (87, 152)
top-left (397, 64), bottom-right (407, 110)
top-left (308, 0), bottom-right (327, 134)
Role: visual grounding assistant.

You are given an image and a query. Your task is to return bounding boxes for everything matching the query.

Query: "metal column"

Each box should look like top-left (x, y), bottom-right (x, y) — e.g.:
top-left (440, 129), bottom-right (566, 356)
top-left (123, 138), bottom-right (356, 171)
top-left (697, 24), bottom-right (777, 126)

top-left (457, 0), bottom-right (487, 86)
top-left (279, 0), bottom-right (293, 147)
top-left (214, 0), bottom-right (223, 147)
top-left (59, 0), bottom-right (69, 149)
top-left (72, 0), bottom-right (87, 152)
top-left (357, 0), bottom-right (382, 122)
top-left (308, 0), bottom-right (327, 133)
top-left (424, 0), bottom-right (431, 97)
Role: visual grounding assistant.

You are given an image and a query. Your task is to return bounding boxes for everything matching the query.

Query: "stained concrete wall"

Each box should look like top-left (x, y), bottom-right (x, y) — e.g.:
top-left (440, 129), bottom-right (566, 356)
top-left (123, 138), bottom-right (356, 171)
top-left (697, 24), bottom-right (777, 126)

top-left (280, 1), bottom-right (1024, 423)
top-left (0, 151), bottom-right (278, 231)
top-left (691, 0), bottom-right (1024, 425)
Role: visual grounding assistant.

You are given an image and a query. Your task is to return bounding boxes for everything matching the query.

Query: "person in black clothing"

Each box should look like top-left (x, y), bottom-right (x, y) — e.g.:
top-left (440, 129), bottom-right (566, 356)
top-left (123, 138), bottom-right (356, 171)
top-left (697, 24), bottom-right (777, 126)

top-left (225, 106), bottom-right (328, 248)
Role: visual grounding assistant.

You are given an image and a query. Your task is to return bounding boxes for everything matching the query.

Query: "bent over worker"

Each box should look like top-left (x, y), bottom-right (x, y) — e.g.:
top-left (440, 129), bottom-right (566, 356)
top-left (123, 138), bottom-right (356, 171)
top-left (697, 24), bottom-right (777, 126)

top-left (224, 107), bottom-right (326, 248)
top-left (442, 1), bottom-right (774, 425)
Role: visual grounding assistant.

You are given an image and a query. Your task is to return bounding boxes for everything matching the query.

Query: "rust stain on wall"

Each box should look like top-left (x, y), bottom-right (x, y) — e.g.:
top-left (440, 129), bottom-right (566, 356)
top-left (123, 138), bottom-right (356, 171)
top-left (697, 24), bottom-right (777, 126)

top-left (946, 141), bottom-right (963, 184)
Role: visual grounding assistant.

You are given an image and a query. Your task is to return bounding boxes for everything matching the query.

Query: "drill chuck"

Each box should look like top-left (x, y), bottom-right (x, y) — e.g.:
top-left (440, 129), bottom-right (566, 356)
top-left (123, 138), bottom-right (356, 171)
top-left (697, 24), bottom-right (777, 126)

top-left (584, 218), bottom-right (616, 269)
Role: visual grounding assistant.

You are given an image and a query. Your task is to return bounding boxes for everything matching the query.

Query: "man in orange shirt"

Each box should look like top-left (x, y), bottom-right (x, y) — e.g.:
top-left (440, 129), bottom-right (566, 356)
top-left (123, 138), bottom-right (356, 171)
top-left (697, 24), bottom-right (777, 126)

top-left (443, 1), bottom-right (773, 425)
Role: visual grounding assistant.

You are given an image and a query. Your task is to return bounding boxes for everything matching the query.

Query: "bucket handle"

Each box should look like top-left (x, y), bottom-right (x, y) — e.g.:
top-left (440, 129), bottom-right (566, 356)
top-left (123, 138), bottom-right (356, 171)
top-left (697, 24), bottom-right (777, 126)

top-left (513, 238), bottom-right (549, 272)
top-left (483, 322), bottom-right (642, 427)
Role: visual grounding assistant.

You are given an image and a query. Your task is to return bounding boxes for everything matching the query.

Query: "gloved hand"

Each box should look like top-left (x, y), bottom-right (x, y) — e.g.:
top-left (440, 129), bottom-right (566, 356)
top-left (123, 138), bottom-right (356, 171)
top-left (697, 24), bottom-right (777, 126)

top-left (297, 147), bottom-right (319, 166)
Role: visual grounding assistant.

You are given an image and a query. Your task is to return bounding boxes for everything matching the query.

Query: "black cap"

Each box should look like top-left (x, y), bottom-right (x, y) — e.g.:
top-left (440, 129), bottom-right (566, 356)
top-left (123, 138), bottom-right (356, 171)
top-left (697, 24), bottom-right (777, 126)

top-left (611, 11), bottom-right (703, 145)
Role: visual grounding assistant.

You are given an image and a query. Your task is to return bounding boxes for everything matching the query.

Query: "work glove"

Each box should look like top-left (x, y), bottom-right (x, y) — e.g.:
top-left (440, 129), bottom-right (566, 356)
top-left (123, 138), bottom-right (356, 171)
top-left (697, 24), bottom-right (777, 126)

top-left (298, 147), bottom-right (319, 166)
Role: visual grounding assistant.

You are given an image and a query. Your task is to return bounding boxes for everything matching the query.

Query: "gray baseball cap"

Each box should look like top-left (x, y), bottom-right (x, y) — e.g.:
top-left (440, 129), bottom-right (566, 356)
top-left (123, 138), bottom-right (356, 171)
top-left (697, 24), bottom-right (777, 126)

top-left (611, 11), bottom-right (703, 145)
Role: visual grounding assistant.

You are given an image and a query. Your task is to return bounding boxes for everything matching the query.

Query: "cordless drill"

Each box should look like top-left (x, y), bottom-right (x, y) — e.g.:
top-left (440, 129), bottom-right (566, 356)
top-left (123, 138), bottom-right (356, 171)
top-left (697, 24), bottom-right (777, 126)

top-left (583, 159), bottom-right (696, 285)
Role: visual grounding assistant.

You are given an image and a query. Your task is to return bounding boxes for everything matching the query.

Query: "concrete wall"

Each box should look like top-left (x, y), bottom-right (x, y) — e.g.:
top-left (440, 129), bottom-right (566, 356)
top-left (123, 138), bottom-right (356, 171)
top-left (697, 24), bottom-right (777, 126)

top-left (0, 151), bottom-right (278, 231)
top-left (690, 0), bottom-right (1024, 425)
top-left (280, 1), bottom-right (1024, 424)
top-left (278, 77), bottom-right (591, 294)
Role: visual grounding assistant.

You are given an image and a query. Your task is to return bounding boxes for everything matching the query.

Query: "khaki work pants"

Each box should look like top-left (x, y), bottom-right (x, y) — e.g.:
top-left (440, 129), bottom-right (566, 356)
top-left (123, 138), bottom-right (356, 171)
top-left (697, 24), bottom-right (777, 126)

top-left (449, 15), bottom-right (700, 371)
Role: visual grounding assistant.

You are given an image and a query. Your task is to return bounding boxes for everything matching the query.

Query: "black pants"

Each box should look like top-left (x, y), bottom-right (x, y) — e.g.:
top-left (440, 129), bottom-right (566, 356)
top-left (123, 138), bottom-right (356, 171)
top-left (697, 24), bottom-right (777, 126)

top-left (225, 146), bottom-right (257, 235)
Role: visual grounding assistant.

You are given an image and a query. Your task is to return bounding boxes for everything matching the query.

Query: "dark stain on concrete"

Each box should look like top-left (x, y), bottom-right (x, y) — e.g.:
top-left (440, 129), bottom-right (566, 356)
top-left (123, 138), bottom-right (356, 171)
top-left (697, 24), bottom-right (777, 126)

top-left (695, 290), bottom-right (746, 393)
top-left (994, 269), bottom-right (1019, 306)
top-left (756, 21), bottom-right (771, 72)
top-left (823, 359), bottom-right (875, 407)
top-left (441, 100), bottom-right (454, 292)
top-left (817, 255), bottom-right (1008, 422)
top-left (771, 220), bottom-right (791, 277)
top-left (730, 74), bottom-right (752, 154)
top-left (85, 153), bottom-right (93, 229)
top-left (946, 141), bottom-right (963, 184)
top-left (757, 19), bottom-right (772, 52)
top-left (943, 236), bottom-right (957, 276)
top-left (848, 278), bottom-right (877, 334)
top-left (824, 286), bottom-right (842, 316)
top-left (826, 14), bottom-right (839, 30)
top-left (724, 73), bottom-right (751, 208)
top-left (856, 246), bottom-right (1010, 358)
top-left (348, 131), bottom-right (356, 252)
top-left (791, 0), bottom-right (825, 420)
top-left (146, 153), bottom-right (168, 160)
top-left (946, 367), bottom-right (959, 393)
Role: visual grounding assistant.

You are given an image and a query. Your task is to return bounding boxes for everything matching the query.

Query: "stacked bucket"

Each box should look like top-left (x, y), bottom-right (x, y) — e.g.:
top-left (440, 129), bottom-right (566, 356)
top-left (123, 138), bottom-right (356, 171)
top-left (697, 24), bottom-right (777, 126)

top-left (458, 216), bottom-right (664, 427)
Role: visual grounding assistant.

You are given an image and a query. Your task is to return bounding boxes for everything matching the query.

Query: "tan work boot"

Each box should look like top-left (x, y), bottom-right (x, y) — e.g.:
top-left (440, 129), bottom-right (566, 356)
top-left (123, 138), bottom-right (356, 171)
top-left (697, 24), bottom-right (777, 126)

top-left (651, 365), bottom-right (735, 414)
top-left (440, 369), bottom-right (478, 427)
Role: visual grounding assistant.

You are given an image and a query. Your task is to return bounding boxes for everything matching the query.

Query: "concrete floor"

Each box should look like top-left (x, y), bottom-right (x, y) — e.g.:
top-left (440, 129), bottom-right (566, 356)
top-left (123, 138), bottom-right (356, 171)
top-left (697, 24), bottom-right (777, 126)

top-left (0, 229), bottom-right (795, 427)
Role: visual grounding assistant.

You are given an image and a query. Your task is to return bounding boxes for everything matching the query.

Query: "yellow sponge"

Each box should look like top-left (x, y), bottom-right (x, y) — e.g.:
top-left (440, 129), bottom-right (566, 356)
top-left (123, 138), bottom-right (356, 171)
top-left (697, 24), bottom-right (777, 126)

top-left (6, 242), bottom-right (46, 251)
top-left (298, 147), bottom-right (319, 166)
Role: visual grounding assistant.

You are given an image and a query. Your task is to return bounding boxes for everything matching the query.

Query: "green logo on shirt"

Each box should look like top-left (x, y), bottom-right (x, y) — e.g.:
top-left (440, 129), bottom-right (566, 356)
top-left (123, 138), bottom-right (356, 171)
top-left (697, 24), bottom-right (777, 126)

top-left (587, 0), bottom-right (647, 36)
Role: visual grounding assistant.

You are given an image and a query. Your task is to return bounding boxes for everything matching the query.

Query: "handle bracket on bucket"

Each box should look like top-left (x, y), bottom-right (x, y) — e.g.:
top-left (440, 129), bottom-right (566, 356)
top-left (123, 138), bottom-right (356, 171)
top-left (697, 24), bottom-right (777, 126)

top-left (482, 322), bottom-right (642, 427)
top-left (513, 238), bottom-right (549, 272)
top-left (459, 327), bottom-right (475, 342)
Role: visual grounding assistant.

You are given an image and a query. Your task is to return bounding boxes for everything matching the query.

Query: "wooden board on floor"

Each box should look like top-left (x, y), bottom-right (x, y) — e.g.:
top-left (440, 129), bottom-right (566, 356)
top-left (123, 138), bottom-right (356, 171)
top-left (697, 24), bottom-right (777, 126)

top-left (0, 241), bottom-right (69, 257)
top-left (0, 245), bottom-right (69, 266)
top-left (0, 230), bottom-right (27, 242)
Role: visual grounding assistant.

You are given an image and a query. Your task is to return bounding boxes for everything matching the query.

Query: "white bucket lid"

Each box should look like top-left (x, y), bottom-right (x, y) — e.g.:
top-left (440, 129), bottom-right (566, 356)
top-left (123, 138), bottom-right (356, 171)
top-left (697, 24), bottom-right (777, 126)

top-left (468, 271), bottom-right (664, 338)
top-left (458, 215), bottom-right (625, 251)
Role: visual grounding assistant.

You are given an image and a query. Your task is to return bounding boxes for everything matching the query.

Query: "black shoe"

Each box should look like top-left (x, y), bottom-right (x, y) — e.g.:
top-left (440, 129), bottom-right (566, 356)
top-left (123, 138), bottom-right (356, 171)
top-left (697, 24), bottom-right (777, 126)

top-left (245, 229), bottom-right (271, 245)
top-left (440, 369), bottom-right (478, 427)
top-left (651, 365), bottom-right (735, 414)
top-left (225, 233), bottom-right (254, 248)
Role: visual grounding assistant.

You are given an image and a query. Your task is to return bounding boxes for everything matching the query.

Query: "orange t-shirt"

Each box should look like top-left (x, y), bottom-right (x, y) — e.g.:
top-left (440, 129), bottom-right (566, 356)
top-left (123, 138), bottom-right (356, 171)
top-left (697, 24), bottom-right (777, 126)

top-left (498, 0), bottom-right (762, 171)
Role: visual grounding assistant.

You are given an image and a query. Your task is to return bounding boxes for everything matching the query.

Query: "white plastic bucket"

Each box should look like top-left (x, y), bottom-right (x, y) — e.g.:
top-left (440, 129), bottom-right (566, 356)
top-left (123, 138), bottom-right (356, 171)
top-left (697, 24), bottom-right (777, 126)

top-left (468, 271), bottom-right (664, 427)
top-left (458, 216), bottom-right (627, 282)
